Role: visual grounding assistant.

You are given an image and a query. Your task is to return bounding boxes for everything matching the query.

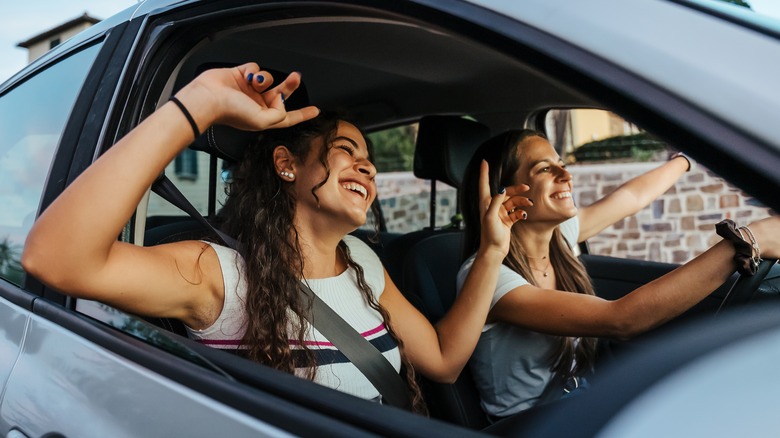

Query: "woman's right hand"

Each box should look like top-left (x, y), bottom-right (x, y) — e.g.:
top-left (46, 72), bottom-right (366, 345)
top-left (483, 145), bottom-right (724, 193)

top-left (174, 62), bottom-right (320, 134)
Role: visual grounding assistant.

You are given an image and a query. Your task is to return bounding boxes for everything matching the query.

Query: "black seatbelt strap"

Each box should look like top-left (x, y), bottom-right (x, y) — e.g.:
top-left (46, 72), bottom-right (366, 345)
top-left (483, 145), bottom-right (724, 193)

top-left (299, 283), bottom-right (412, 410)
top-left (151, 175), bottom-right (240, 250)
top-left (151, 175), bottom-right (411, 410)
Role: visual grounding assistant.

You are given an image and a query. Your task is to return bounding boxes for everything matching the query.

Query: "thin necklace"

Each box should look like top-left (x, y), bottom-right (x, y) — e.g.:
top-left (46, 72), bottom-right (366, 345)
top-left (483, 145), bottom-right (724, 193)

top-left (528, 255), bottom-right (552, 277)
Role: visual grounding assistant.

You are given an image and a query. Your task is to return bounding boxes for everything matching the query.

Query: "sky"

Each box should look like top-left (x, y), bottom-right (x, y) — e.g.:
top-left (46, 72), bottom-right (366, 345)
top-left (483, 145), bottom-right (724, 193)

top-left (0, 0), bottom-right (140, 83)
top-left (1, 0), bottom-right (780, 83)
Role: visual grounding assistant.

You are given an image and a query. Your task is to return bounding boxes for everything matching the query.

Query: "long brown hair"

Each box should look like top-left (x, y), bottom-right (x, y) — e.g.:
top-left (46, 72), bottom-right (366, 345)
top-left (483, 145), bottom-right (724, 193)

top-left (461, 129), bottom-right (597, 379)
top-left (220, 112), bottom-right (426, 412)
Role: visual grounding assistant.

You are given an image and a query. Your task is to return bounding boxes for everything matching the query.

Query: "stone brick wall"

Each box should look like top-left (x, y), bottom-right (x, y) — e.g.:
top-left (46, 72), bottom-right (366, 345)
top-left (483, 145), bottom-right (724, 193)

top-left (375, 172), bottom-right (458, 231)
top-left (570, 162), bottom-right (771, 263)
top-left (376, 162), bottom-right (772, 264)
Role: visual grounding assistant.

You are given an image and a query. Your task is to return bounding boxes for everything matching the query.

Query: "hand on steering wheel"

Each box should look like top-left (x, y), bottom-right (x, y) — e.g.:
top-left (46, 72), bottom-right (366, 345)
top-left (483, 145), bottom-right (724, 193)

top-left (716, 258), bottom-right (779, 314)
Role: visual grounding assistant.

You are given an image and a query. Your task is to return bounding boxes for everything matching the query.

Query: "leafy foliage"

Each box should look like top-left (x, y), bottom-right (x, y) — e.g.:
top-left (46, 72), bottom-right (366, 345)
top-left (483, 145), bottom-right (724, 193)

top-left (572, 132), bottom-right (669, 163)
top-left (367, 124), bottom-right (418, 172)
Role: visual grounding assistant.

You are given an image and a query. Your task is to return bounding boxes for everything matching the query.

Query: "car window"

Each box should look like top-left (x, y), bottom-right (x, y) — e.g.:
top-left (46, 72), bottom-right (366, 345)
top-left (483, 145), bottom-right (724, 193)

top-left (546, 108), bottom-right (773, 264)
top-left (146, 149), bottom-right (229, 221)
top-left (366, 123), bottom-right (460, 233)
top-left (0, 44), bottom-right (102, 286)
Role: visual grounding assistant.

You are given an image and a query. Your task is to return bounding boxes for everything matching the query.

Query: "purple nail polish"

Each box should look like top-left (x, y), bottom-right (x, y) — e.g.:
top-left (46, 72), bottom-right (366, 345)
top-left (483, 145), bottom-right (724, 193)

top-left (247, 72), bottom-right (254, 83)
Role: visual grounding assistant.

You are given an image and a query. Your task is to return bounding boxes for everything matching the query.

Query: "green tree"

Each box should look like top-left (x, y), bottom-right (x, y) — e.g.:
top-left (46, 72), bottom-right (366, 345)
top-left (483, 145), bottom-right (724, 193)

top-left (368, 124), bottom-right (418, 172)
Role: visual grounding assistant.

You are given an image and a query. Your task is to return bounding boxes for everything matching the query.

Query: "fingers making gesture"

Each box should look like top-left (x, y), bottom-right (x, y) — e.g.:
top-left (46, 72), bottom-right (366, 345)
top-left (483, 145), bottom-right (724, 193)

top-left (175, 62), bottom-right (320, 135)
top-left (477, 160), bottom-right (531, 257)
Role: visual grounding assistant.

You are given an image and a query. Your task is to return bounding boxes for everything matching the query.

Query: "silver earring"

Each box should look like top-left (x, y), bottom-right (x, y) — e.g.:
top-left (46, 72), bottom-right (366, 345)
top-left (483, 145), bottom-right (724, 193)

top-left (280, 170), bottom-right (295, 180)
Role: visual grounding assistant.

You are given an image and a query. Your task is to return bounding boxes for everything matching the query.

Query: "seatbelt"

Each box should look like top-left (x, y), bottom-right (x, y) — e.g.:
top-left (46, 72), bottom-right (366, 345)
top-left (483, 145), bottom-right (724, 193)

top-left (299, 283), bottom-right (412, 410)
top-left (151, 176), bottom-right (240, 250)
top-left (150, 175), bottom-right (412, 410)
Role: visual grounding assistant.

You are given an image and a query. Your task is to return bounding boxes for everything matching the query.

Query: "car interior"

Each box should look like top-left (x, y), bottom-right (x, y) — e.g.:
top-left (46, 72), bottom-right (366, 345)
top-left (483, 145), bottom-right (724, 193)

top-left (66, 2), bottom-right (780, 432)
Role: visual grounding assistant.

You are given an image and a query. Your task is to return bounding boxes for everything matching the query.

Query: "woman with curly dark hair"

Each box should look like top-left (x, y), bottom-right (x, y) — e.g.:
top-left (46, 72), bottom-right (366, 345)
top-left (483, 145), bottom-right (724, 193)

top-left (22, 63), bottom-right (530, 412)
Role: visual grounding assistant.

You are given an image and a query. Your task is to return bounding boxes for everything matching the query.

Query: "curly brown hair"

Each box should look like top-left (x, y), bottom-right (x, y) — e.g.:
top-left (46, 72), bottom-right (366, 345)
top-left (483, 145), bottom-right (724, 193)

top-left (461, 129), bottom-right (598, 380)
top-left (220, 111), bottom-right (426, 413)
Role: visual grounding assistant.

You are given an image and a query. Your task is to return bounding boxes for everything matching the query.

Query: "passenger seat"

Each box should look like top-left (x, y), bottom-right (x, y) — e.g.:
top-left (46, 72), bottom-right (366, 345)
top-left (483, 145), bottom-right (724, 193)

top-left (386, 116), bottom-right (491, 429)
top-left (383, 115), bottom-right (489, 290)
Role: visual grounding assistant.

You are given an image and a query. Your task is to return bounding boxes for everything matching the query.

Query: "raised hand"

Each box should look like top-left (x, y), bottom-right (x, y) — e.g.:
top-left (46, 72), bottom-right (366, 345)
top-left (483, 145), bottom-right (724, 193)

top-left (176, 62), bottom-right (320, 133)
top-left (477, 160), bottom-right (531, 257)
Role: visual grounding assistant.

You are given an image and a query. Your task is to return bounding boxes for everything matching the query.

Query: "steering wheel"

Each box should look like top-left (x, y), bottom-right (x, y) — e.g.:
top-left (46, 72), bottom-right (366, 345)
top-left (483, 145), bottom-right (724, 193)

top-left (716, 258), bottom-right (778, 314)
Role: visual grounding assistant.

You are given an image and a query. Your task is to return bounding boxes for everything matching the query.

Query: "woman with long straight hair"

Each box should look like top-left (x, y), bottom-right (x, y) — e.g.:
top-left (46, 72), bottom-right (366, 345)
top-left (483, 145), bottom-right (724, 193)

top-left (458, 129), bottom-right (780, 419)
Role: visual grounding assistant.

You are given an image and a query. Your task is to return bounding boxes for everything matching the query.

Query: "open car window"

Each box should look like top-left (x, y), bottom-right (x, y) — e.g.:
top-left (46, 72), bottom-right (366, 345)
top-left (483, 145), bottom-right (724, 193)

top-left (545, 109), bottom-right (774, 264)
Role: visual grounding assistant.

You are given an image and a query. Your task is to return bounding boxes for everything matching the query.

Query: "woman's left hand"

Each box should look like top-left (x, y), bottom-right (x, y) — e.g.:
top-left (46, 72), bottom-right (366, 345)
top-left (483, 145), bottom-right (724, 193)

top-left (477, 160), bottom-right (531, 258)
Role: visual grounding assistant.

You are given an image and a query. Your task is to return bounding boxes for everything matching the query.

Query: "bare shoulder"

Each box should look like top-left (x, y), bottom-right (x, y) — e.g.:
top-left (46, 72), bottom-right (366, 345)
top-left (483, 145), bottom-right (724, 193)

top-left (109, 239), bottom-right (227, 328)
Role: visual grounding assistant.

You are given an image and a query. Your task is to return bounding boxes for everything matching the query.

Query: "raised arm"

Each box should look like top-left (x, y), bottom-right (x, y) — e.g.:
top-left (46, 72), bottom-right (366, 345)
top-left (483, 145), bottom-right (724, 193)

top-left (491, 215), bottom-right (780, 339)
top-left (380, 162), bottom-right (531, 382)
top-left (22, 64), bottom-right (318, 328)
top-left (577, 154), bottom-right (690, 242)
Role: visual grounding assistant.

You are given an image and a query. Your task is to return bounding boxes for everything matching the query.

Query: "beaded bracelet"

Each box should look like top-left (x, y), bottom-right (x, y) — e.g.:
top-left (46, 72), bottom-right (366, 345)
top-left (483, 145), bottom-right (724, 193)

top-left (715, 219), bottom-right (761, 276)
top-left (738, 225), bottom-right (761, 269)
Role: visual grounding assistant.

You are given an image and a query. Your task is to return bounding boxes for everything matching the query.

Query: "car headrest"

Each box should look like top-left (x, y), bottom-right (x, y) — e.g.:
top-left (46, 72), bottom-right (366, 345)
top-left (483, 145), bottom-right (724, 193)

top-left (413, 116), bottom-right (490, 189)
top-left (189, 125), bottom-right (257, 162)
top-left (188, 67), bottom-right (310, 163)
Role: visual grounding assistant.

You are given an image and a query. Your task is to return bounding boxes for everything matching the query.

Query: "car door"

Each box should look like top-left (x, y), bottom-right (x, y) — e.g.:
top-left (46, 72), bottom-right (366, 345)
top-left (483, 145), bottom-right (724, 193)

top-left (0, 30), bottom-right (109, 437)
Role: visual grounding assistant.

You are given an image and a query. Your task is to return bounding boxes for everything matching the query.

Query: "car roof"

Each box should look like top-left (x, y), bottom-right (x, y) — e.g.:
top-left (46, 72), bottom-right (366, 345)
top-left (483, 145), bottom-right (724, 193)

top-left (174, 14), bottom-right (590, 132)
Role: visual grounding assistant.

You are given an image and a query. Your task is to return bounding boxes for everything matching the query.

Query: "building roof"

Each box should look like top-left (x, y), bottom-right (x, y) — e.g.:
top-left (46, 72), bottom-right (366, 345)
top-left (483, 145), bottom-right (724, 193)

top-left (17, 12), bottom-right (101, 48)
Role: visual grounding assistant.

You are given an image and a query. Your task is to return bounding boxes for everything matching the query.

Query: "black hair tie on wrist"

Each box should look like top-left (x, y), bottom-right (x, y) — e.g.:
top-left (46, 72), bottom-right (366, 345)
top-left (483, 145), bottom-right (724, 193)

top-left (169, 96), bottom-right (200, 141)
top-left (716, 219), bottom-right (758, 276)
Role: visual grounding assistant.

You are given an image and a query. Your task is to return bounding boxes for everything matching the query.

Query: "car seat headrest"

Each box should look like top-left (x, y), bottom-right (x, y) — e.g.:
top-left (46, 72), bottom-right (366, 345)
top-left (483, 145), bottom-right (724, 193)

top-left (189, 125), bottom-right (256, 163)
top-left (413, 116), bottom-right (490, 189)
top-left (187, 66), bottom-right (310, 163)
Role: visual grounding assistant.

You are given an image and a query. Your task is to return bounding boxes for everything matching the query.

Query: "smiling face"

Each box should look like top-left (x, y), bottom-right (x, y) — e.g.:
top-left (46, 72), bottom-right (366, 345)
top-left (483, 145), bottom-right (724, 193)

top-left (292, 120), bottom-right (377, 232)
top-left (512, 135), bottom-right (577, 224)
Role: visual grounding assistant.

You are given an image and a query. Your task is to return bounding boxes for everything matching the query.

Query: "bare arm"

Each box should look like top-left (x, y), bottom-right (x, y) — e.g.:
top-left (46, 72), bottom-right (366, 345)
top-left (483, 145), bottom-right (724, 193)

top-left (577, 155), bottom-right (689, 242)
top-left (22, 64), bottom-right (319, 328)
top-left (381, 162), bottom-right (530, 383)
top-left (491, 216), bottom-right (780, 339)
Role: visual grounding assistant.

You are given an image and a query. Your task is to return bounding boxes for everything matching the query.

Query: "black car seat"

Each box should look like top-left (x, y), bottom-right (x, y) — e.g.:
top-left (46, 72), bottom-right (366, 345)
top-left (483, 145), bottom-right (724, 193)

top-left (385, 116), bottom-right (490, 429)
top-left (383, 115), bottom-right (490, 288)
top-left (402, 232), bottom-right (490, 428)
